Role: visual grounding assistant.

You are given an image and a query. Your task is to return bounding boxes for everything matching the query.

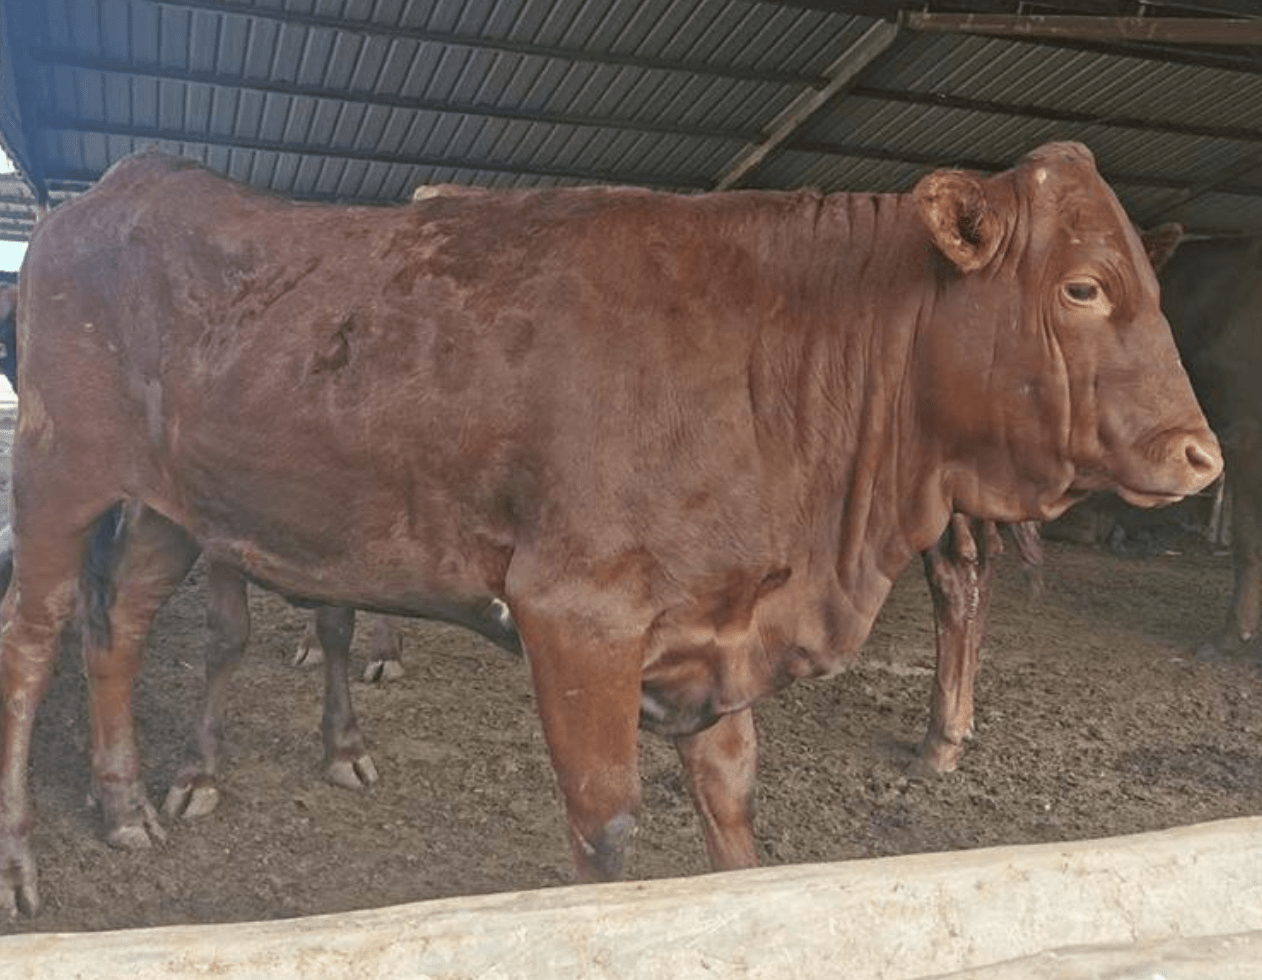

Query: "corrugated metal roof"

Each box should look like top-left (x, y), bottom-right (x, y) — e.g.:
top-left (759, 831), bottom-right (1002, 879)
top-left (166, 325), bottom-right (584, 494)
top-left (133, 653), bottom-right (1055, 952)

top-left (1, 0), bottom-right (1261, 242)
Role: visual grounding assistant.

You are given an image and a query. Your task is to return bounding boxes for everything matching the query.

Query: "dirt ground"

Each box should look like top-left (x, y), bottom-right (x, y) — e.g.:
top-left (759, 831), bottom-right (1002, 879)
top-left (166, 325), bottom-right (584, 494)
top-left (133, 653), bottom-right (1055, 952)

top-left (1, 401), bottom-right (1260, 933)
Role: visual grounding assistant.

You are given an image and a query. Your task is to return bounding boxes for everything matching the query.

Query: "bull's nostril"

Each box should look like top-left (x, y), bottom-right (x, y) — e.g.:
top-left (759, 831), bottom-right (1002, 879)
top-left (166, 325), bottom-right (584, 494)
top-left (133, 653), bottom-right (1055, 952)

top-left (1185, 439), bottom-right (1222, 477)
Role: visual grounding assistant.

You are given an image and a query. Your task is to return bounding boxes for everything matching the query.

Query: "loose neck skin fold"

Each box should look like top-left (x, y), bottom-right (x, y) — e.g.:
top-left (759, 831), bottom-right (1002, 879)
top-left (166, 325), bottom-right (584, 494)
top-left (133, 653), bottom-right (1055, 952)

top-left (735, 183), bottom-right (1035, 660)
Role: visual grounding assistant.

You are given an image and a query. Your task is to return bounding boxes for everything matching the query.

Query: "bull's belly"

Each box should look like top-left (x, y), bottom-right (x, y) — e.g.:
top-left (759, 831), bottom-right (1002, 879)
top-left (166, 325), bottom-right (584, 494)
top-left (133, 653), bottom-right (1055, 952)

top-left (149, 458), bottom-right (517, 644)
top-left (200, 531), bottom-right (518, 649)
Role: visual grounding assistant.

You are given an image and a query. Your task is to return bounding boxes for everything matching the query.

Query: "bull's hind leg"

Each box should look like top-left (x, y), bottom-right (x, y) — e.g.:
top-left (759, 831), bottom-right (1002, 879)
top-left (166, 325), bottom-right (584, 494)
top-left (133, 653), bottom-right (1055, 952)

top-left (82, 504), bottom-right (199, 848)
top-left (675, 708), bottom-right (759, 870)
top-left (0, 510), bottom-right (98, 915)
top-left (508, 598), bottom-right (643, 882)
top-left (164, 561), bottom-right (250, 820)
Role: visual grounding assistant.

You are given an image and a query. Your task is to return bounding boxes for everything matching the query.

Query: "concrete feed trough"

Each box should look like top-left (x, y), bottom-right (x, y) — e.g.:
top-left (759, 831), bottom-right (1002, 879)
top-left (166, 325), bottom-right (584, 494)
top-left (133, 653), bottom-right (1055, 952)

top-left (4, 816), bottom-right (1261, 980)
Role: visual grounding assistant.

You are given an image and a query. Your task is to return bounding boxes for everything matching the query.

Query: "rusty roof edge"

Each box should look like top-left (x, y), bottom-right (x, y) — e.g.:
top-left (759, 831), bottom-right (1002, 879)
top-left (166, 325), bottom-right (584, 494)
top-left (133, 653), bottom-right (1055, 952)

top-left (901, 12), bottom-right (1262, 45)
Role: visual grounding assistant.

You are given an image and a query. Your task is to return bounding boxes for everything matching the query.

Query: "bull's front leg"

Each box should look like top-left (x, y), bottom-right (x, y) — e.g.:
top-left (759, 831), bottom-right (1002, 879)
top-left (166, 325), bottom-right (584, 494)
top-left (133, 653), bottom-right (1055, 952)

top-left (511, 602), bottom-right (643, 882)
top-left (675, 707), bottom-right (759, 870)
top-left (914, 514), bottom-right (1001, 776)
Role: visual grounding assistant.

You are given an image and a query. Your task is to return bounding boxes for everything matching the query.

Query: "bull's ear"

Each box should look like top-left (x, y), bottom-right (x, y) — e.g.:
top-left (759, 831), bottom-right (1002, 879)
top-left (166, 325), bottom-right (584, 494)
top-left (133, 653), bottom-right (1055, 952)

top-left (913, 170), bottom-right (1004, 274)
top-left (1139, 222), bottom-right (1183, 274)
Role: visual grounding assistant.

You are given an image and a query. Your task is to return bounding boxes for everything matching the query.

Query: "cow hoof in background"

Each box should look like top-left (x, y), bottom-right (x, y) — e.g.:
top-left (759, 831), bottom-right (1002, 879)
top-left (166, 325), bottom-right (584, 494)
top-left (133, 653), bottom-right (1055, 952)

top-left (362, 615), bottom-right (405, 684)
top-left (324, 751), bottom-right (380, 791)
top-left (363, 656), bottom-right (405, 684)
top-left (162, 773), bottom-right (223, 820)
top-left (292, 634), bottom-right (325, 668)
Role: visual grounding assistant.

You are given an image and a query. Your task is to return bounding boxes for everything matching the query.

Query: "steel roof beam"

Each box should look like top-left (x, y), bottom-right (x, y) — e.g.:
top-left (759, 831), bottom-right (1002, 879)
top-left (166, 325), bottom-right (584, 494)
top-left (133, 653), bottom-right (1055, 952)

top-left (31, 46), bottom-right (1262, 156)
top-left (762, 2), bottom-right (1262, 73)
top-left (850, 85), bottom-right (1262, 146)
top-left (139, 0), bottom-right (823, 90)
top-left (29, 49), bottom-right (761, 145)
top-left (769, 1), bottom-right (1262, 22)
top-left (714, 20), bottom-right (899, 190)
top-left (0, 0), bottom-right (48, 200)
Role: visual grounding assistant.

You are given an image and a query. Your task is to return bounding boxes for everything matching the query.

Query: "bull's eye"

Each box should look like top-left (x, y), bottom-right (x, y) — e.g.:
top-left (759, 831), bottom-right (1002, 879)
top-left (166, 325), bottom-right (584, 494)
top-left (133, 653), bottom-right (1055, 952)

top-left (1064, 281), bottom-right (1099, 304)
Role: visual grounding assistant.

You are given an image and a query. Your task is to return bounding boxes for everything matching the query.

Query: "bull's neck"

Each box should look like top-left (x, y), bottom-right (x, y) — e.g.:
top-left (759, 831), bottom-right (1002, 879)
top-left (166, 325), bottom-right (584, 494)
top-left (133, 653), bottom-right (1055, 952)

top-left (743, 190), bottom-right (954, 656)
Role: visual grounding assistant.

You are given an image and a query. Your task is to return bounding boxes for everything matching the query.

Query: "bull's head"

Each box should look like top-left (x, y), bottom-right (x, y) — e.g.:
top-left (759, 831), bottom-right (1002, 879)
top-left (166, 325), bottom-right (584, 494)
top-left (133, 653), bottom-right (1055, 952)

top-left (912, 141), bottom-right (1220, 521)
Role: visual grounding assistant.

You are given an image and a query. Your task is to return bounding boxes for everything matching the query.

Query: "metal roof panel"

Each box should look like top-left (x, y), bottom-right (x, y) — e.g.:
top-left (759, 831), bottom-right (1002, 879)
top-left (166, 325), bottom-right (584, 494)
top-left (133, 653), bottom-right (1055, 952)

top-left (4, 0), bottom-right (1262, 235)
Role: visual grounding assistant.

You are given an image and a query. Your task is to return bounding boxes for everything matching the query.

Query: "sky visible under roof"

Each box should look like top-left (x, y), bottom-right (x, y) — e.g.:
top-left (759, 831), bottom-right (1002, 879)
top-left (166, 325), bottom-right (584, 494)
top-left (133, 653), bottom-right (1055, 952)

top-left (0, 153), bottom-right (24, 272)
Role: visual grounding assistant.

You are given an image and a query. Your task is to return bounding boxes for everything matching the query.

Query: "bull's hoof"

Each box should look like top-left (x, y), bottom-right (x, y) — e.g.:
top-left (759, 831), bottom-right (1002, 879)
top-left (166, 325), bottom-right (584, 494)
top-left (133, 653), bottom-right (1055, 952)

top-left (1196, 640), bottom-right (1230, 662)
top-left (162, 777), bottom-right (222, 820)
top-left (907, 755), bottom-right (950, 780)
top-left (363, 657), bottom-right (405, 684)
top-left (103, 801), bottom-right (166, 850)
top-left (292, 640), bottom-right (325, 668)
top-left (0, 831), bottom-right (39, 917)
top-left (325, 752), bottom-right (380, 791)
top-left (1196, 629), bottom-right (1251, 662)
top-left (910, 738), bottom-right (963, 778)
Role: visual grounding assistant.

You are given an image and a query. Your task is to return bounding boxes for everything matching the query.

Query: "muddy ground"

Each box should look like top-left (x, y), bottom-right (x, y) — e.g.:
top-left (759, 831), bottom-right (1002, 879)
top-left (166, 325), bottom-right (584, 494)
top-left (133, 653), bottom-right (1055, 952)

top-left (1, 394), bottom-right (1259, 933)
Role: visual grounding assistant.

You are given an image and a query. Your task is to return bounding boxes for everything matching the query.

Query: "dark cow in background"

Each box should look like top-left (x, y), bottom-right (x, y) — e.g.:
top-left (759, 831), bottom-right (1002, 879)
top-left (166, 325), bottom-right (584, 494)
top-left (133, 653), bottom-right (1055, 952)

top-left (1160, 234), bottom-right (1262, 659)
top-left (0, 273), bottom-right (16, 393)
top-left (0, 143), bottom-right (1219, 915)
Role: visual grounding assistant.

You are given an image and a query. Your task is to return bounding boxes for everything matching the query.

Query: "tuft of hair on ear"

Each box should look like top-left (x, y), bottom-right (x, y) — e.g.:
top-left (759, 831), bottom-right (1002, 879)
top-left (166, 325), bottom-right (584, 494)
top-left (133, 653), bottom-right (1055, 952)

top-left (913, 169), bottom-right (1003, 274)
top-left (1139, 222), bottom-right (1183, 275)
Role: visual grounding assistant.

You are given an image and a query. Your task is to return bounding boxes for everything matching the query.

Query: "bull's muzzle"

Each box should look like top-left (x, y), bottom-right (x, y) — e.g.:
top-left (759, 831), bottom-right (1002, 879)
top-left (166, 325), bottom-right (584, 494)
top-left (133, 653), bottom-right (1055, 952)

top-left (1117, 427), bottom-right (1223, 508)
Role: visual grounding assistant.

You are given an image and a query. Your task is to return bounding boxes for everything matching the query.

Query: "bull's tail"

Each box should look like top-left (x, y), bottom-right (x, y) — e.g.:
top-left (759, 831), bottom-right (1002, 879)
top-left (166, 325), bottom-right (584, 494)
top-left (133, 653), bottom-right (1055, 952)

top-left (1005, 519), bottom-right (1045, 601)
top-left (79, 504), bottom-right (128, 649)
top-left (0, 523), bottom-right (11, 597)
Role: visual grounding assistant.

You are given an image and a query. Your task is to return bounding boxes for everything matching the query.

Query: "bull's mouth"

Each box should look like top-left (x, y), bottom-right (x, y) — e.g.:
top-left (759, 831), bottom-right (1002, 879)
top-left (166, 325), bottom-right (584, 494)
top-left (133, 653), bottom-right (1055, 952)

top-left (1064, 473), bottom-right (1184, 511)
top-left (1114, 486), bottom-right (1188, 509)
